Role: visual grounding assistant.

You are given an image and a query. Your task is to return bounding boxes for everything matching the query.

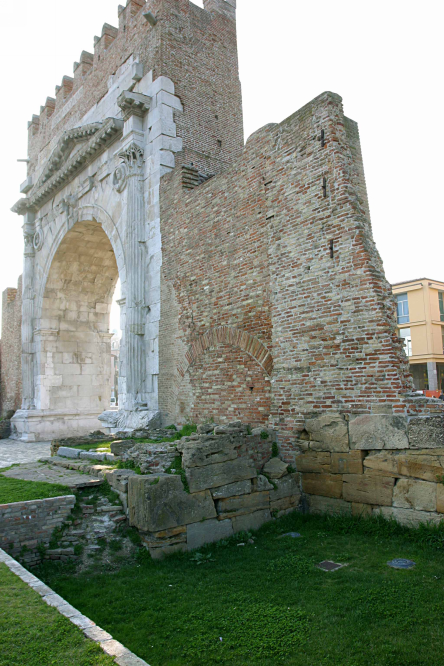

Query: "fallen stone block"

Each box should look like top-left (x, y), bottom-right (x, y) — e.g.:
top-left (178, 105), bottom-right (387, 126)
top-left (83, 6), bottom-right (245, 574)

top-left (302, 473), bottom-right (343, 499)
top-left (393, 478), bottom-right (437, 512)
top-left (216, 491), bottom-right (270, 518)
top-left (211, 479), bottom-right (252, 499)
top-left (263, 458), bottom-right (288, 479)
top-left (349, 415), bottom-right (409, 450)
top-left (186, 458), bottom-right (256, 493)
top-left (110, 440), bottom-right (136, 456)
top-left (305, 413), bottom-right (349, 452)
top-left (79, 451), bottom-right (106, 461)
top-left (180, 436), bottom-right (237, 468)
top-left (128, 474), bottom-right (216, 531)
top-left (57, 447), bottom-right (80, 459)
top-left (187, 518), bottom-right (233, 550)
top-left (408, 416), bottom-right (444, 449)
top-left (343, 473), bottom-right (395, 505)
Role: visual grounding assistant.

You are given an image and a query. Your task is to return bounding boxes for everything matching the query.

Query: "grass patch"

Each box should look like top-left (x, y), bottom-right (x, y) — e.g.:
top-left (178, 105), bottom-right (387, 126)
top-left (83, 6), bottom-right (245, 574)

top-left (69, 442), bottom-right (112, 452)
top-left (0, 564), bottom-right (115, 666)
top-left (36, 510), bottom-right (444, 665)
top-left (0, 475), bottom-right (72, 504)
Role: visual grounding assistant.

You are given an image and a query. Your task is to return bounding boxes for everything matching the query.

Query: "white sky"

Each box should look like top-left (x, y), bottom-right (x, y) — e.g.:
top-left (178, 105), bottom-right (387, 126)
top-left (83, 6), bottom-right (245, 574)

top-left (1, 0), bottom-right (442, 335)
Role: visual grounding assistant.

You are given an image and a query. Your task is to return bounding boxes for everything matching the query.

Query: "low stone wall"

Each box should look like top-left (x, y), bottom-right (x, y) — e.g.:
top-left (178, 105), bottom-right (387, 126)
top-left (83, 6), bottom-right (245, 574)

top-left (295, 411), bottom-right (444, 526)
top-left (127, 423), bottom-right (301, 558)
top-left (0, 495), bottom-right (76, 566)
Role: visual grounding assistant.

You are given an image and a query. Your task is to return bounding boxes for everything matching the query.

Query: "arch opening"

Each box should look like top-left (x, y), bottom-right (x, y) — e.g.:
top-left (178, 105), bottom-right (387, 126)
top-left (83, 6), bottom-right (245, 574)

top-left (35, 219), bottom-right (121, 418)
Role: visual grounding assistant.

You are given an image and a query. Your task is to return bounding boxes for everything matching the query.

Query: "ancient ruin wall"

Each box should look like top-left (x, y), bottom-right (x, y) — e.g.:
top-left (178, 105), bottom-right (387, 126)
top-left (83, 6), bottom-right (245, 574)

top-left (159, 91), bottom-right (415, 442)
top-left (0, 279), bottom-right (23, 417)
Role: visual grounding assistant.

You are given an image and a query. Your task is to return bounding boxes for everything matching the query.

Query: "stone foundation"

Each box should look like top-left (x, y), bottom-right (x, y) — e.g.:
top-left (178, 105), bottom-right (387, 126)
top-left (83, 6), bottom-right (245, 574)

top-left (11, 410), bottom-right (107, 442)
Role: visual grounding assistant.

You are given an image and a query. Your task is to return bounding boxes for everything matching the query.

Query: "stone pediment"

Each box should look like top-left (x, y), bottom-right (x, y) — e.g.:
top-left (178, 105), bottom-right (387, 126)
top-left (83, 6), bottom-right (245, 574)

top-left (12, 117), bottom-right (124, 214)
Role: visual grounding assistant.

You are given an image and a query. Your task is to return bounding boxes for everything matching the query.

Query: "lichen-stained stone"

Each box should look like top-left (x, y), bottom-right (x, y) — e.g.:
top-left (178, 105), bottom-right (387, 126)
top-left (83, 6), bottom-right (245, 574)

top-left (331, 451), bottom-right (364, 475)
top-left (437, 485), bottom-right (444, 513)
top-left (211, 479), bottom-right (252, 499)
top-left (306, 495), bottom-right (352, 515)
top-left (349, 415), bottom-right (409, 450)
top-left (393, 479), bottom-right (437, 512)
top-left (128, 475), bottom-right (216, 531)
top-left (263, 457), bottom-right (288, 479)
top-left (364, 449), bottom-right (444, 482)
top-left (270, 495), bottom-right (300, 516)
top-left (216, 491), bottom-right (270, 518)
top-left (255, 475), bottom-right (274, 492)
top-left (269, 473), bottom-right (301, 501)
top-left (302, 473), bottom-right (343, 499)
top-left (180, 435), bottom-right (237, 468)
top-left (305, 414), bottom-right (349, 452)
top-left (187, 518), bottom-right (233, 550)
top-left (186, 458), bottom-right (256, 493)
top-left (408, 417), bottom-right (444, 449)
top-left (342, 474), bottom-right (395, 505)
top-left (232, 509), bottom-right (272, 534)
top-left (295, 451), bottom-right (331, 474)
top-left (374, 506), bottom-right (443, 527)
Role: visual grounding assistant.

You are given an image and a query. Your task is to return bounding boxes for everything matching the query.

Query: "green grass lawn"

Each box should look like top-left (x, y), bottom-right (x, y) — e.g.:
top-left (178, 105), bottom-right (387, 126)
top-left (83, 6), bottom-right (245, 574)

top-left (35, 511), bottom-right (444, 666)
top-left (0, 563), bottom-right (115, 666)
top-left (0, 471), bottom-right (71, 504)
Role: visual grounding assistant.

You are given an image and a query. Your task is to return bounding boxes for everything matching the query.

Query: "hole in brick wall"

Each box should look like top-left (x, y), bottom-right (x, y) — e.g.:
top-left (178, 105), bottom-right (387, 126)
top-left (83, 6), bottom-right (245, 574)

top-left (217, 140), bottom-right (222, 147)
top-left (299, 429), bottom-right (310, 441)
top-left (249, 386), bottom-right (254, 393)
top-left (215, 114), bottom-right (218, 119)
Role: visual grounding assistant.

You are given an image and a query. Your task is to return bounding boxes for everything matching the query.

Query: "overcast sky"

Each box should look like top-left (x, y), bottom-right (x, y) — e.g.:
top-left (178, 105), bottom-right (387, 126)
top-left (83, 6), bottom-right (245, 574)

top-left (1, 0), bottom-right (442, 334)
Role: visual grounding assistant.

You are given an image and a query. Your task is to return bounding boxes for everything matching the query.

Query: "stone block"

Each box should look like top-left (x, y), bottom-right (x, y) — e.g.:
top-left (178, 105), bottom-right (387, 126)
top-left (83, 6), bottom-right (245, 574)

top-left (211, 479), bottom-right (252, 499)
top-left (364, 450), bottom-right (444, 482)
top-left (363, 452), bottom-right (400, 478)
top-left (186, 458), bottom-right (256, 493)
top-left (302, 473), bottom-right (343, 499)
top-left (187, 518), bottom-right (233, 550)
top-left (342, 474), bottom-right (395, 505)
top-left (216, 492), bottom-right (270, 518)
top-left (437, 485), bottom-right (444, 513)
top-left (128, 475), bottom-right (216, 531)
top-left (295, 451), bottom-right (331, 473)
top-left (262, 458), bottom-right (288, 479)
top-left (307, 495), bottom-right (352, 515)
top-left (110, 440), bottom-right (136, 456)
top-left (270, 495), bottom-right (300, 515)
top-left (106, 469), bottom-right (136, 493)
top-left (349, 415), bottom-right (409, 450)
top-left (232, 509), bottom-right (272, 534)
top-left (57, 447), bottom-right (80, 459)
top-left (269, 473), bottom-right (301, 501)
top-left (393, 479), bottom-right (437, 512)
top-left (374, 506), bottom-right (443, 527)
top-left (254, 475), bottom-right (274, 492)
top-left (180, 436), bottom-right (237, 468)
top-left (305, 413), bottom-right (349, 452)
top-left (408, 417), bottom-right (444, 449)
top-left (331, 451), bottom-right (364, 475)
top-left (352, 502), bottom-right (372, 518)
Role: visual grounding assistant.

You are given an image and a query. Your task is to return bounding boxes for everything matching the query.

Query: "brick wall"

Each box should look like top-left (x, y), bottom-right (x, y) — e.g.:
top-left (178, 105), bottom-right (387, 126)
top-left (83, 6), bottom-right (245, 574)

top-left (0, 277), bottom-right (23, 418)
top-left (0, 495), bottom-right (76, 566)
top-left (159, 91), bottom-right (418, 450)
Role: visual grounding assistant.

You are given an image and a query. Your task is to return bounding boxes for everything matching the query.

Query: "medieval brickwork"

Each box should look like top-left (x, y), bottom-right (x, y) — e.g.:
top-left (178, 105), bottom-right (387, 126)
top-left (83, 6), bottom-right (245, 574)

top-left (0, 278), bottom-right (22, 418)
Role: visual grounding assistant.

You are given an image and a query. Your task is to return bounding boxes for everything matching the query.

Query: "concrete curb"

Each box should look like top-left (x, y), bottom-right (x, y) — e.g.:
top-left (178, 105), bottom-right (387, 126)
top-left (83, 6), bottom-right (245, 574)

top-left (0, 548), bottom-right (150, 666)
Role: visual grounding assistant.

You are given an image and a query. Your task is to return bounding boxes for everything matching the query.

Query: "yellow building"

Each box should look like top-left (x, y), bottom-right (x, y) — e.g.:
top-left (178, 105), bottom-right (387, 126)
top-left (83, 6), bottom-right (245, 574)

top-left (392, 278), bottom-right (444, 392)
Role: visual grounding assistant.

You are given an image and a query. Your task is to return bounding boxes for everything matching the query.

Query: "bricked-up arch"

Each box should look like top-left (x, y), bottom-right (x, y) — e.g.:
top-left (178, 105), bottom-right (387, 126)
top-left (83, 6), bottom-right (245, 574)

top-left (35, 219), bottom-right (119, 415)
top-left (182, 327), bottom-right (273, 378)
top-left (171, 327), bottom-right (273, 426)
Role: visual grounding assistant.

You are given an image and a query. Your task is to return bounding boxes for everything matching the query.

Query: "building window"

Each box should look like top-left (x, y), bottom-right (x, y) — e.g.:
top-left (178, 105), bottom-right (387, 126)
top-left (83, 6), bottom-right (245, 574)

top-left (396, 293), bottom-right (409, 324)
top-left (399, 327), bottom-right (412, 357)
top-left (410, 363), bottom-right (428, 391)
top-left (442, 327), bottom-right (444, 355)
top-left (439, 293), bottom-right (444, 322)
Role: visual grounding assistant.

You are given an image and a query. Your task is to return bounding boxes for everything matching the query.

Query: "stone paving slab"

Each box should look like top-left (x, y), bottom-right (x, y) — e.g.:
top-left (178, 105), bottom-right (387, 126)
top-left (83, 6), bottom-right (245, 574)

top-left (0, 438), bottom-right (51, 468)
top-left (0, 462), bottom-right (103, 489)
top-left (0, 547), bottom-right (150, 666)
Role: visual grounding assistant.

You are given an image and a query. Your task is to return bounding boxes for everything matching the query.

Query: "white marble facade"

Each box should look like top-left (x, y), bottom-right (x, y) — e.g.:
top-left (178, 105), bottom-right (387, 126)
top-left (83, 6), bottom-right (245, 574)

top-left (12, 58), bottom-right (183, 441)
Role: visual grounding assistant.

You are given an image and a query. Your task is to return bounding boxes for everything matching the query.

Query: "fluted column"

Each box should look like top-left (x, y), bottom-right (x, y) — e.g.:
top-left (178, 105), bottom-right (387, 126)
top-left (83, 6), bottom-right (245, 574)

top-left (120, 142), bottom-right (147, 410)
top-left (21, 212), bottom-right (36, 409)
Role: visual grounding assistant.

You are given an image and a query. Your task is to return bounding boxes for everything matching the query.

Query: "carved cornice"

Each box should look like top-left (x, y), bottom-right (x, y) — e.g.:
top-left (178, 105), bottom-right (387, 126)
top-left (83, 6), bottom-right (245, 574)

top-left (117, 91), bottom-right (152, 120)
top-left (11, 118), bottom-right (124, 215)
